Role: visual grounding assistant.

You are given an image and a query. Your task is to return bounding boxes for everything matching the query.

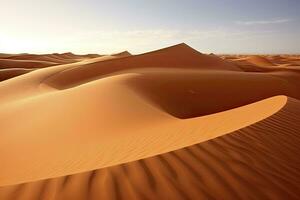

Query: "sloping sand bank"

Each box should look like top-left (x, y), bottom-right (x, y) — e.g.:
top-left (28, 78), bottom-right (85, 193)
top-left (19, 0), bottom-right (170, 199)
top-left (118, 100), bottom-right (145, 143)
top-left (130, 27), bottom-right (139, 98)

top-left (0, 44), bottom-right (299, 199)
top-left (0, 96), bottom-right (299, 200)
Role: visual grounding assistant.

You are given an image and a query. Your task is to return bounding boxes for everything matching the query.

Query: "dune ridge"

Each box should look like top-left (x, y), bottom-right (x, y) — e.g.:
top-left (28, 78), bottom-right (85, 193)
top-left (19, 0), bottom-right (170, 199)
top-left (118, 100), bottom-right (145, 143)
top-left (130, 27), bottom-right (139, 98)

top-left (240, 55), bottom-right (274, 67)
top-left (0, 52), bottom-right (104, 81)
top-left (0, 59), bottom-right (57, 69)
top-left (112, 51), bottom-right (132, 57)
top-left (223, 54), bottom-right (300, 72)
top-left (0, 79), bottom-right (287, 185)
top-left (0, 44), bottom-right (300, 200)
top-left (43, 43), bottom-right (241, 89)
top-left (1, 52), bottom-right (101, 64)
top-left (0, 96), bottom-right (299, 200)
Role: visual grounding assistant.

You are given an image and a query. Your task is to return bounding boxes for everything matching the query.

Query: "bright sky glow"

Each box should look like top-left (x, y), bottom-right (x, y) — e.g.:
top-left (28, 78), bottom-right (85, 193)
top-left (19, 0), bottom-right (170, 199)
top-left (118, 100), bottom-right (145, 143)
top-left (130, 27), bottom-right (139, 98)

top-left (1, 0), bottom-right (299, 54)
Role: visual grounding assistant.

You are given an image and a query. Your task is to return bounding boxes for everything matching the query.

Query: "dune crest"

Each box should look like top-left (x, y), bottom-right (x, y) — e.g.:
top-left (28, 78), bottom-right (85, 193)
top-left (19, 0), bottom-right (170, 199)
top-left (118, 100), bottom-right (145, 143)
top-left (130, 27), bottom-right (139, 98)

top-left (0, 96), bottom-right (299, 200)
top-left (0, 44), bottom-right (299, 199)
top-left (0, 58), bottom-right (57, 69)
top-left (112, 51), bottom-right (132, 57)
top-left (244, 55), bottom-right (274, 67)
top-left (43, 43), bottom-right (241, 89)
top-left (0, 90), bottom-right (287, 186)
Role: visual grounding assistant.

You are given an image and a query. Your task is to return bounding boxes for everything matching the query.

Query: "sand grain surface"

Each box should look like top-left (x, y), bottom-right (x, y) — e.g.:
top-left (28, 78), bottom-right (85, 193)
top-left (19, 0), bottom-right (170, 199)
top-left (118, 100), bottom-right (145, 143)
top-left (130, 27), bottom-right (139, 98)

top-left (0, 44), bottom-right (299, 199)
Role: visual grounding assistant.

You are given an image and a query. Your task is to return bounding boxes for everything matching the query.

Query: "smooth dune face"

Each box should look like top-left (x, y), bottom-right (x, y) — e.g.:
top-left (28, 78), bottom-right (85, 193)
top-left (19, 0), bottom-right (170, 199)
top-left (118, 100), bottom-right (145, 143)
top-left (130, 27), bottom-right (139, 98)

top-left (43, 43), bottom-right (241, 89)
top-left (0, 87), bottom-right (287, 185)
top-left (1, 97), bottom-right (299, 200)
top-left (0, 44), bottom-right (300, 199)
top-left (125, 69), bottom-right (296, 118)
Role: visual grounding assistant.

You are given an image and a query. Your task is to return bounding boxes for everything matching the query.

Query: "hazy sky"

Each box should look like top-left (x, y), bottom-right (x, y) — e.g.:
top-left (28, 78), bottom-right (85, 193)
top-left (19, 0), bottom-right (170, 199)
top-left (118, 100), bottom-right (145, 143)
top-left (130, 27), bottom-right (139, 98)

top-left (1, 0), bottom-right (300, 54)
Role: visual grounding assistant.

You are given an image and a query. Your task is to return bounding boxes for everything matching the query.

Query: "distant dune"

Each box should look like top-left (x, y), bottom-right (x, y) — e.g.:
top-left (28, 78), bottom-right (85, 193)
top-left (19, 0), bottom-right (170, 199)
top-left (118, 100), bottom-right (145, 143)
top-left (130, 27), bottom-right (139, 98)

top-left (0, 53), bottom-right (104, 81)
top-left (223, 54), bottom-right (300, 72)
top-left (44, 43), bottom-right (241, 89)
top-left (0, 58), bottom-right (57, 69)
top-left (239, 55), bottom-right (274, 67)
top-left (0, 68), bottom-right (34, 82)
top-left (112, 51), bottom-right (132, 57)
top-left (0, 44), bottom-right (299, 199)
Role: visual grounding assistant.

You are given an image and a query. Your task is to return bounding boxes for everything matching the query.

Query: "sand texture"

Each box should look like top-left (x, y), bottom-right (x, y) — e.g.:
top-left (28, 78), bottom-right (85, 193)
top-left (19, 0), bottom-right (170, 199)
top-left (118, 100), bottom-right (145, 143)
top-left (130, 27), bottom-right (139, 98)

top-left (0, 44), bottom-right (299, 199)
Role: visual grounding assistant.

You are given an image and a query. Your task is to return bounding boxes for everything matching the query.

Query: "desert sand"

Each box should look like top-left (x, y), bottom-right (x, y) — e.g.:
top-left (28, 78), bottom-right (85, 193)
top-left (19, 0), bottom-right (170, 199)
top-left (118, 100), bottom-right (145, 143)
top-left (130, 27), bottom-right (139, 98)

top-left (0, 43), bottom-right (300, 199)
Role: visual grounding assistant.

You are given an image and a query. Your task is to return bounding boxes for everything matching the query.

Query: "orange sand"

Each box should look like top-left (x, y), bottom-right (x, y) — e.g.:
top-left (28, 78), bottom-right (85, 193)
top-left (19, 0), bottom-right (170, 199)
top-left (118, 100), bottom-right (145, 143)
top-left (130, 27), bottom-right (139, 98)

top-left (0, 44), bottom-right (299, 199)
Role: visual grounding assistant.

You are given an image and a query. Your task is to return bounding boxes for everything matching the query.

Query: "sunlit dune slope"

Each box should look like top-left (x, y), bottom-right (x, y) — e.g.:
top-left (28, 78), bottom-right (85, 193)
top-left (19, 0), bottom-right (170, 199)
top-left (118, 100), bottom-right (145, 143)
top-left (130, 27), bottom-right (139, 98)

top-left (0, 96), bottom-right (299, 200)
top-left (0, 58), bottom-right (59, 81)
top-left (0, 53), bottom-right (102, 81)
top-left (241, 55), bottom-right (274, 67)
top-left (0, 54), bottom-right (131, 103)
top-left (0, 51), bottom-right (132, 81)
top-left (0, 89), bottom-right (287, 186)
top-left (0, 44), bottom-right (299, 200)
top-left (43, 43), bottom-right (241, 89)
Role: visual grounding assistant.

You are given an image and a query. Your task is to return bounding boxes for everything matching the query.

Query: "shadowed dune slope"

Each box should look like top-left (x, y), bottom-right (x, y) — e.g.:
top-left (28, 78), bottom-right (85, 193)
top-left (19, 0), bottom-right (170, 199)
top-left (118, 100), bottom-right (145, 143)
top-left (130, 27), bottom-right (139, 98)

top-left (0, 59), bottom-right (59, 81)
top-left (0, 68), bottom-right (34, 82)
top-left (0, 45), bottom-right (299, 199)
top-left (0, 57), bottom-right (70, 81)
top-left (0, 97), bottom-right (299, 200)
top-left (1, 52), bottom-right (102, 66)
top-left (44, 43), bottom-right (241, 89)
top-left (0, 59), bottom-right (57, 69)
top-left (124, 69), bottom-right (299, 118)
top-left (0, 54), bottom-right (136, 104)
top-left (54, 52), bottom-right (80, 60)
top-left (268, 55), bottom-right (288, 65)
top-left (0, 54), bottom-right (21, 58)
top-left (2, 55), bottom-right (71, 64)
top-left (0, 70), bottom-right (288, 186)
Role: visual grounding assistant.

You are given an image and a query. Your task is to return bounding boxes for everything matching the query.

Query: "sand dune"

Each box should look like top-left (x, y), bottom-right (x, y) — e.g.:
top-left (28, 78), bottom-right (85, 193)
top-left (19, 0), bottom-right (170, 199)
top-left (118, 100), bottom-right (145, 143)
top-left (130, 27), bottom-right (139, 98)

top-left (125, 69), bottom-right (299, 117)
top-left (2, 53), bottom-right (100, 64)
top-left (0, 53), bottom-right (21, 58)
top-left (112, 51), bottom-right (132, 57)
top-left (2, 54), bottom-right (70, 64)
top-left (0, 43), bottom-right (299, 199)
top-left (0, 84), bottom-right (287, 185)
top-left (0, 96), bottom-right (299, 200)
top-left (0, 53), bottom-right (104, 81)
top-left (0, 59), bottom-right (58, 81)
top-left (0, 58), bottom-right (57, 69)
top-left (43, 43), bottom-right (241, 89)
top-left (240, 55), bottom-right (274, 67)
top-left (223, 54), bottom-right (300, 72)
top-left (0, 68), bottom-right (34, 82)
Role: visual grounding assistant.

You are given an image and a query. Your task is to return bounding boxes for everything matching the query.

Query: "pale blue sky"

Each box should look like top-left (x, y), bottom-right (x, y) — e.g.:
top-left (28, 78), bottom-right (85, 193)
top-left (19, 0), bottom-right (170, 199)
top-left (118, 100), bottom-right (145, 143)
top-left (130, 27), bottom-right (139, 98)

top-left (1, 0), bottom-right (299, 54)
